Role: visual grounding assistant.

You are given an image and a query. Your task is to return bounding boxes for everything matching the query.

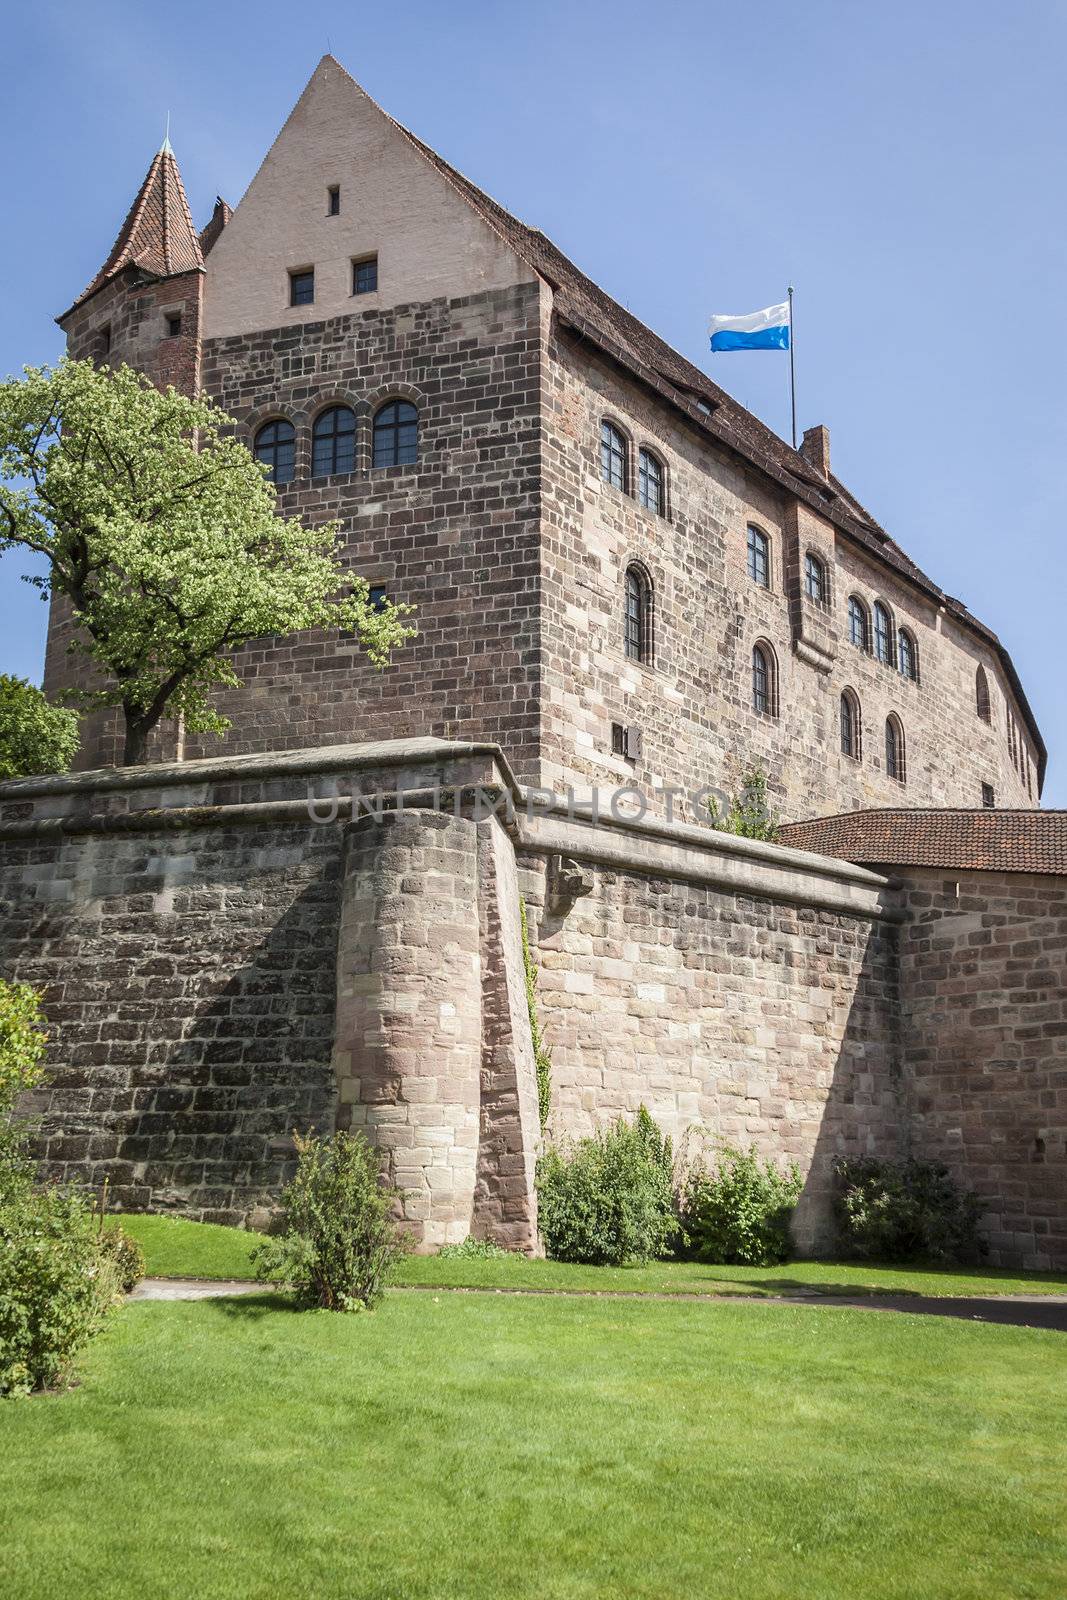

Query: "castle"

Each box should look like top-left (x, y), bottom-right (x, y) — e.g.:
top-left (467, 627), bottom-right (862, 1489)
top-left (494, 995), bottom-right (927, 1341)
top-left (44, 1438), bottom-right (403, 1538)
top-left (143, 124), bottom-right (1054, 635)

top-left (2, 58), bottom-right (1062, 1267)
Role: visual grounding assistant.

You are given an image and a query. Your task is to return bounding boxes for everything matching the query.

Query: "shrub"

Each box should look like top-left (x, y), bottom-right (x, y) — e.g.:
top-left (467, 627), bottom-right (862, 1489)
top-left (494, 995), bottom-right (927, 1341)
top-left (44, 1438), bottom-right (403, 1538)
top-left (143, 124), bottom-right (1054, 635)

top-left (536, 1108), bottom-right (679, 1266)
top-left (0, 675), bottom-right (79, 781)
top-left (437, 1236), bottom-right (510, 1260)
top-left (252, 1130), bottom-right (408, 1311)
top-left (708, 762), bottom-right (780, 842)
top-left (0, 1184), bottom-right (121, 1396)
top-left (834, 1156), bottom-right (984, 1264)
top-left (97, 1223), bottom-right (146, 1292)
top-left (680, 1143), bottom-right (802, 1266)
top-left (0, 981), bottom-right (48, 1200)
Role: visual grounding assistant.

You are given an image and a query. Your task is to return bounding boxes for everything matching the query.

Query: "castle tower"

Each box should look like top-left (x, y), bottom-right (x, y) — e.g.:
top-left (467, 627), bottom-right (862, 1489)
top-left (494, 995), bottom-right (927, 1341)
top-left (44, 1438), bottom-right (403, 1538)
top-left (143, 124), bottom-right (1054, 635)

top-left (55, 138), bottom-right (207, 396)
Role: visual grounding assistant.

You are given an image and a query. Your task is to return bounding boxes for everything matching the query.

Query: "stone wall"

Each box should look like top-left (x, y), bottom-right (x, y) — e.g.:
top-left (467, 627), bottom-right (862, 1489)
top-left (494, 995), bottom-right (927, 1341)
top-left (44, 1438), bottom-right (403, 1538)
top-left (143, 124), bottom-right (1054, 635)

top-left (898, 867), bottom-right (1067, 1268)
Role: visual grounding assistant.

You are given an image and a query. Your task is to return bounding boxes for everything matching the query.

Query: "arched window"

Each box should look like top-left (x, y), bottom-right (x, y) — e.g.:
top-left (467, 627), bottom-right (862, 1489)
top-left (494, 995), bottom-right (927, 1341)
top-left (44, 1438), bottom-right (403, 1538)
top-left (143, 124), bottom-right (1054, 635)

top-left (624, 565), bottom-right (653, 664)
top-left (805, 553), bottom-right (827, 605)
top-left (372, 400), bottom-right (418, 468)
top-left (601, 421), bottom-right (628, 492)
top-left (752, 642), bottom-right (777, 717)
top-left (638, 449), bottom-right (664, 515)
top-left (840, 690), bottom-right (862, 760)
top-left (975, 665), bottom-right (991, 722)
top-left (898, 628), bottom-right (918, 682)
top-left (885, 715), bottom-right (906, 783)
top-left (747, 525), bottom-right (770, 589)
top-left (312, 406), bottom-right (357, 477)
top-left (848, 596), bottom-right (869, 651)
top-left (873, 601), bottom-right (893, 665)
top-left (254, 419), bottom-right (295, 486)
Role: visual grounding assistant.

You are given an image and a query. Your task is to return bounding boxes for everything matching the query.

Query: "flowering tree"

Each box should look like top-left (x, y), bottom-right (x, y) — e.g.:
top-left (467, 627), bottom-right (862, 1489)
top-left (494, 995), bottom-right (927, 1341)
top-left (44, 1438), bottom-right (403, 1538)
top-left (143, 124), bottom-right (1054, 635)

top-left (0, 675), bottom-right (79, 778)
top-left (0, 360), bottom-right (415, 765)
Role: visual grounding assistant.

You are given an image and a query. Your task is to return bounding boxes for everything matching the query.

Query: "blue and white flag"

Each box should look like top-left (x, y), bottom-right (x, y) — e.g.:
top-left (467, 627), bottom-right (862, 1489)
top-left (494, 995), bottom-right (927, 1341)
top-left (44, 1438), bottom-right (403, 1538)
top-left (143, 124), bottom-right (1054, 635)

top-left (709, 301), bottom-right (790, 352)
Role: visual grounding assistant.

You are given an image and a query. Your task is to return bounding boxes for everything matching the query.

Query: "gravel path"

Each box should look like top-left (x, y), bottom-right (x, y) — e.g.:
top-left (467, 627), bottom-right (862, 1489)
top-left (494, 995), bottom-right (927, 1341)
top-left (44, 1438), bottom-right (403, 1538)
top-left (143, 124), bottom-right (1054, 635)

top-left (130, 1278), bottom-right (1067, 1330)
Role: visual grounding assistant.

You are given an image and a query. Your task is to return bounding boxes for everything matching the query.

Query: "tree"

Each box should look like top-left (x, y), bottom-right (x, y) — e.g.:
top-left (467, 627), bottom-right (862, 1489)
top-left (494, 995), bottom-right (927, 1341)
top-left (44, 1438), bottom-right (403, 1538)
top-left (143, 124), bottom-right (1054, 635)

top-left (0, 360), bottom-right (415, 765)
top-left (0, 675), bottom-right (79, 779)
top-left (708, 762), bottom-right (780, 842)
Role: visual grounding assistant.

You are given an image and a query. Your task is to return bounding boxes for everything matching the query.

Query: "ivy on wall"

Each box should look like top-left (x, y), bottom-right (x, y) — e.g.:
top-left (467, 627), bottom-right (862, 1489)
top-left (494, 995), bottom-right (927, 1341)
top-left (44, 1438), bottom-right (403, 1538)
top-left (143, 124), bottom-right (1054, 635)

top-left (520, 899), bottom-right (552, 1132)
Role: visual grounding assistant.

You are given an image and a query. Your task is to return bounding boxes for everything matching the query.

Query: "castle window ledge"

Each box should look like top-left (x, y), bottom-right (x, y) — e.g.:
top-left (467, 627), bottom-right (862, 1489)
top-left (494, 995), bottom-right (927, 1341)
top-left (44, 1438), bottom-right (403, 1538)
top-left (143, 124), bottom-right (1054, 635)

top-left (792, 637), bottom-right (835, 674)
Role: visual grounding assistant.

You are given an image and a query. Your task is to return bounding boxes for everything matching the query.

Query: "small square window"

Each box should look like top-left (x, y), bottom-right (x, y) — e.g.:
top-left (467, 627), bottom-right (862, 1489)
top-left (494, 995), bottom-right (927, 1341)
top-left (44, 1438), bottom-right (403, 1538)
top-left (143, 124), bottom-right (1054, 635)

top-left (290, 269), bottom-right (314, 307)
top-left (611, 722), bottom-right (626, 756)
top-left (368, 585), bottom-right (388, 612)
top-left (327, 185), bottom-right (340, 216)
top-left (353, 256), bottom-right (378, 295)
top-left (981, 782), bottom-right (995, 809)
top-left (165, 314), bottom-right (182, 338)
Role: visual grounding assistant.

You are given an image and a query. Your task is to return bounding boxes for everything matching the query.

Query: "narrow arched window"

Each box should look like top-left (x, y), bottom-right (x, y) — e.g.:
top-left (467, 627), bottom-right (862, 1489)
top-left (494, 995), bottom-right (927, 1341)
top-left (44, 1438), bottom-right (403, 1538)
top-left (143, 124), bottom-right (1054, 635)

top-left (805, 553), bottom-right (827, 605)
top-left (885, 716), bottom-right (906, 783)
top-left (848, 596), bottom-right (869, 651)
top-left (254, 419), bottom-right (295, 486)
top-left (898, 628), bottom-right (918, 682)
top-left (601, 421), bottom-right (628, 492)
top-left (373, 400), bottom-right (418, 468)
top-left (975, 665), bottom-right (991, 722)
top-left (840, 691), bottom-right (861, 759)
top-left (312, 406), bottom-right (357, 477)
top-left (752, 643), bottom-right (776, 716)
top-left (638, 449), bottom-right (664, 515)
top-left (747, 526), bottom-right (770, 589)
top-left (624, 565), bottom-right (653, 664)
top-left (874, 601), bottom-right (893, 665)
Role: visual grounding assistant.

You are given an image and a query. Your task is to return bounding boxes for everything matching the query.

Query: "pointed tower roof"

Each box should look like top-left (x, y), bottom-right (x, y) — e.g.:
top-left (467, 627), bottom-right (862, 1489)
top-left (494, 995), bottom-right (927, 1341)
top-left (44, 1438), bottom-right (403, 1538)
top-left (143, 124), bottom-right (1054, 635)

top-left (58, 141), bottom-right (204, 323)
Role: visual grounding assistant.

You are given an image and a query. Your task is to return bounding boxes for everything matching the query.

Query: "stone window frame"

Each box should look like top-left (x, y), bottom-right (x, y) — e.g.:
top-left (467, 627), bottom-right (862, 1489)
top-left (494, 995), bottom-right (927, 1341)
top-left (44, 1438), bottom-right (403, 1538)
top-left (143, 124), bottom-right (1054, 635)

top-left (600, 417), bottom-right (632, 496)
top-left (622, 560), bottom-right (655, 667)
top-left (885, 713), bottom-right (907, 784)
top-left (366, 382), bottom-right (425, 476)
top-left (751, 639), bottom-right (779, 718)
top-left (311, 402), bottom-right (359, 479)
top-left (636, 445), bottom-right (669, 520)
top-left (848, 594), bottom-right (871, 652)
top-left (253, 416), bottom-right (297, 487)
top-left (803, 548), bottom-right (830, 609)
top-left (873, 599), bottom-right (895, 666)
top-left (975, 663), bottom-right (992, 724)
top-left (747, 524), bottom-right (772, 591)
top-left (840, 687), bottom-right (862, 760)
top-left (898, 626), bottom-right (919, 684)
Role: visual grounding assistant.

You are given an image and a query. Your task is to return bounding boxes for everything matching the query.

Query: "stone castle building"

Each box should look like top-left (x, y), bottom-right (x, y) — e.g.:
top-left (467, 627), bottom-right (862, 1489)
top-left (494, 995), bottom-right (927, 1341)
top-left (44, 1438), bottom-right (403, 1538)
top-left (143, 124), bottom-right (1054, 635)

top-left (2, 58), bottom-right (1062, 1268)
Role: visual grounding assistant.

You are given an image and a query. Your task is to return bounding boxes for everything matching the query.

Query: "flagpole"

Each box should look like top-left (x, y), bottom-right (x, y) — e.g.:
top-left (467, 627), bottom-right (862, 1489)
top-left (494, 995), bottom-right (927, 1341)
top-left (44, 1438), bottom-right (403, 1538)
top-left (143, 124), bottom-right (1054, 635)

top-left (788, 285), bottom-right (797, 449)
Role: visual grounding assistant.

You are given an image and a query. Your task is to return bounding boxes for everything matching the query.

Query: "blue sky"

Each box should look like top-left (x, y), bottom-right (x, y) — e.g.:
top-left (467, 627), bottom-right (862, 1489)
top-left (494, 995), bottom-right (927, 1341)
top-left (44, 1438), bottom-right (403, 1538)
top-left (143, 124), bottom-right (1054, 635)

top-left (2, 0), bottom-right (1064, 799)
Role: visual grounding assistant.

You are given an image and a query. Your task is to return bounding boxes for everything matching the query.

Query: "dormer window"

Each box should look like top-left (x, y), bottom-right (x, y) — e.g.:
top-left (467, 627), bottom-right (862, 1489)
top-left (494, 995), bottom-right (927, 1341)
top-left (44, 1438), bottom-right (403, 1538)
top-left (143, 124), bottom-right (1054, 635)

top-left (289, 269), bottom-right (314, 307)
top-left (327, 185), bottom-right (340, 216)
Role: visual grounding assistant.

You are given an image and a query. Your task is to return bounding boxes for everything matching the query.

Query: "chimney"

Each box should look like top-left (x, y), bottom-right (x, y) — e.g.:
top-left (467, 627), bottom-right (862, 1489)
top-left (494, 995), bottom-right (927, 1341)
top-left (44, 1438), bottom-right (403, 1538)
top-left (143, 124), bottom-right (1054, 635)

top-left (800, 424), bottom-right (831, 478)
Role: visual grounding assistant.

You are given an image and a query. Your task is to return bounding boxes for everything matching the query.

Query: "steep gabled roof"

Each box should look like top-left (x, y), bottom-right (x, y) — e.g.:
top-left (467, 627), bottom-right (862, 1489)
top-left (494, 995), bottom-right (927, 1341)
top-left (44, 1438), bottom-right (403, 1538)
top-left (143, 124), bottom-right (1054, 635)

top-left (315, 59), bottom-right (1043, 786)
top-left (779, 809), bottom-right (1067, 876)
top-left (58, 141), bottom-right (204, 323)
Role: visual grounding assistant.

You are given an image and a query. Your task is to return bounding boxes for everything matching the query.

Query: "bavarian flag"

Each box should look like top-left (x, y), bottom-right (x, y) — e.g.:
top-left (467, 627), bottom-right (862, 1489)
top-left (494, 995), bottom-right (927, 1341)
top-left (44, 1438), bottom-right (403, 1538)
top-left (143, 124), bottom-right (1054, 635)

top-left (709, 302), bottom-right (790, 352)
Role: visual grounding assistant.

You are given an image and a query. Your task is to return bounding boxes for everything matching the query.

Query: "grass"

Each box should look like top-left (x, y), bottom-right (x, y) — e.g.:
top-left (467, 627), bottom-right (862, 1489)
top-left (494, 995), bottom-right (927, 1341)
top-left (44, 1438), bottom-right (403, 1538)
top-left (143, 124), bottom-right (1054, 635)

top-left (4, 1291), bottom-right (1066, 1599)
top-left (118, 1214), bottom-right (1067, 1300)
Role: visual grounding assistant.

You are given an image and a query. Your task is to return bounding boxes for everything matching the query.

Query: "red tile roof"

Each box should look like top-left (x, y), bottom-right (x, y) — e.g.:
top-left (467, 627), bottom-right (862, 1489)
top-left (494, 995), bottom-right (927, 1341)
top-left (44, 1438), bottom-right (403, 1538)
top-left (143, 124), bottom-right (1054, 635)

top-left (58, 144), bottom-right (204, 322)
top-left (779, 809), bottom-right (1067, 876)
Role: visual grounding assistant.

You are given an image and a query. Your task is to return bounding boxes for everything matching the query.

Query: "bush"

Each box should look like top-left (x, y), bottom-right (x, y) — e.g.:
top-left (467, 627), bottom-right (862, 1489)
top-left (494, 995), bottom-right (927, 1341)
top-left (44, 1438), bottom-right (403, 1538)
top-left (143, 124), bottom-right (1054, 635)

top-left (0, 675), bottom-right (79, 780)
top-left (0, 980), bottom-right (48, 1193)
top-left (97, 1223), bottom-right (146, 1292)
top-left (707, 763), bottom-right (779, 842)
top-left (0, 1185), bottom-right (122, 1396)
top-left (536, 1108), bottom-right (679, 1266)
top-left (437, 1236), bottom-right (510, 1261)
top-left (252, 1130), bottom-right (408, 1311)
top-left (834, 1156), bottom-right (984, 1264)
top-left (680, 1143), bottom-right (802, 1266)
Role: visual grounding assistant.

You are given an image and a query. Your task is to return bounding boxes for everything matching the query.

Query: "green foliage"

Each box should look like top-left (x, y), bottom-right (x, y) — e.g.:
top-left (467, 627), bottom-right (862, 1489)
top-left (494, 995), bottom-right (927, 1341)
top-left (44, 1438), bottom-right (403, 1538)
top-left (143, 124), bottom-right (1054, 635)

top-left (0, 359), bottom-right (415, 763)
top-left (520, 898), bottom-right (552, 1131)
top-left (0, 1184), bottom-right (121, 1396)
top-left (536, 1108), bottom-right (679, 1265)
top-left (252, 1130), bottom-right (408, 1311)
top-left (97, 1223), bottom-right (146, 1293)
top-left (0, 675), bottom-right (79, 780)
top-left (436, 1236), bottom-right (510, 1261)
top-left (680, 1143), bottom-right (802, 1266)
top-left (0, 980), bottom-right (48, 1194)
top-left (708, 763), bottom-right (780, 841)
top-left (834, 1156), bottom-right (984, 1264)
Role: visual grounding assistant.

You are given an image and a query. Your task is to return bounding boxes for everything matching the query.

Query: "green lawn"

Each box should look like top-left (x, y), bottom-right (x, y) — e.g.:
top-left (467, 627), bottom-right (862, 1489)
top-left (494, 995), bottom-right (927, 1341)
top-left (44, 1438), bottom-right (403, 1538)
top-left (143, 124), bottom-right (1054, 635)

top-left (4, 1292), bottom-right (1066, 1599)
top-left (119, 1213), bottom-right (1067, 1300)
